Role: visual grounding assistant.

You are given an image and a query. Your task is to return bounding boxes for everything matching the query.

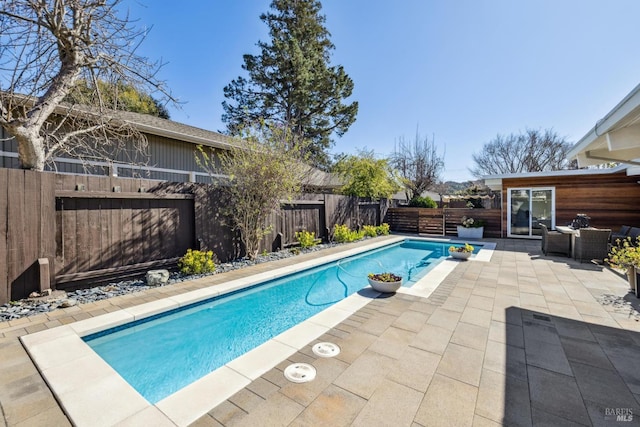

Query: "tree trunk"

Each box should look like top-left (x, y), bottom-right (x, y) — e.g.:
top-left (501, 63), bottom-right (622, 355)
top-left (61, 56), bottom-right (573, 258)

top-left (14, 127), bottom-right (46, 171)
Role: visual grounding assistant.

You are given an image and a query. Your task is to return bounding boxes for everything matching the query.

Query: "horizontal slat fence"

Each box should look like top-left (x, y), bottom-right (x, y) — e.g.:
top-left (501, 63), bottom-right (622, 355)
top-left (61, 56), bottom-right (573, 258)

top-left (385, 207), bottom-right (502, 238)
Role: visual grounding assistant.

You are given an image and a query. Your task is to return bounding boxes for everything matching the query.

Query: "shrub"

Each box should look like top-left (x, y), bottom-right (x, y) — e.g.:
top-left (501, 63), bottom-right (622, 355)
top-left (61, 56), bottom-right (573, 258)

top-left (362, 225), bottom-right (378, 237)
top-left (376, 223), bottom-right (390, 235)
top-left (333, 224), bottom-right (364, 243)
top-left (295, 230), bottom-right (318, 249)
top-left (408, 196), bottom-right (437, 208)
top-left (178, 249), bottom-right (216, 275)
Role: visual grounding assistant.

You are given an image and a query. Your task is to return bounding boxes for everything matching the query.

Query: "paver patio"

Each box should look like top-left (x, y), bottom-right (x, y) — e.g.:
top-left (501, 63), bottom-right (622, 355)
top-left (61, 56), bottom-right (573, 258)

top-left (2, 237), bottom-right (639, 426)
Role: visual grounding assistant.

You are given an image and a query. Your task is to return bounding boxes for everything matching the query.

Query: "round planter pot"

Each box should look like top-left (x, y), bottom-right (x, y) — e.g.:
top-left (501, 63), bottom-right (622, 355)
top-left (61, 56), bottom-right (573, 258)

top-left (368, 277), bottom-right (403, 293)
top-left (457, 226), bottom-right (483, 239)
top-left (449, 249), bottom-right (472, 260)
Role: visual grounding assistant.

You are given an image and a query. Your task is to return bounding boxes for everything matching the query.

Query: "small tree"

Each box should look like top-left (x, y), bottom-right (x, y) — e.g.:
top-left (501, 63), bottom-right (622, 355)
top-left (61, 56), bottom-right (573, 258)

top-left (390, 131), bottom-right (444, 200)
top-left (470, 128), bottom-right (576, 177)
top-left (332, 150), bottom-right (399, 199)
top-left (197, 123), bottom-right (308, 260)
top-left (0, 0), bottom-right (172, 170)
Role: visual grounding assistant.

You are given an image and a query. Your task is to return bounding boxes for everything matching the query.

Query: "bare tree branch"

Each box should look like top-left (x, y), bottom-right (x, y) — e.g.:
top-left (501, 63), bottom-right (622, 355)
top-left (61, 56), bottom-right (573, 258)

top-left (469, 128), bottom-right (577, 177)
top-left (0, 0), bottom-right (174, 170)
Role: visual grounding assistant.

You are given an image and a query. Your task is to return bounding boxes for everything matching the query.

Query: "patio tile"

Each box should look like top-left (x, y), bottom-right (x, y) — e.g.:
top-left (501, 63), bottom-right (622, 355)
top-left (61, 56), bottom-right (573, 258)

top-left (414, 374), bottom-right (477, 427)
top-left (560, 336), bottom-right (614, 370)
top-left (530, 407), bottom-right (587, 427)
top-left (450, 322), bottom-right (489, 351)
top-left (385, 346), bottom-right (440, 392)
top-left (368, 326), bottom-right (416, 359)
top-left (460, 307), bottom-right (492, 328)
top-left (475, 368), bottom-right (532, 427)
top-left (488, 320), bottom-right (524, 348)
top-left (467, 295), bottom-right (495, 311)
top-left (292, 384), bottom-right (366, 426)
top-left (571, 362), bottom-right (639, 411)
top-left (279, 356), bottom-right (347, 407)
top-left (436, 343), bottom-right (484, 387)
top-left (411, 323), bottom-right (454, 355)
top-left (231, 391), bottom-right (303, 427)
top-left (426, 308), bottom-right (462, 331)
top-left (483, 340), bottom-right (527, 382)
top-left (352, 379), bottom-right (423, 427)
top-left (393, 309), bottom-right (431, 332)
top-left (528, 366), bottom-right (590, 426)
top-left (333, 350), bottom-right (394, 399)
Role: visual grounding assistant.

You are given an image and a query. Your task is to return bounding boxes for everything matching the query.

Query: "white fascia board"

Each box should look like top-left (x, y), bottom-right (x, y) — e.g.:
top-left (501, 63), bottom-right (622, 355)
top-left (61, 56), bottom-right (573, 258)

top-left (481, 164), bottom-right (627, 180)
top-left (568, 82), bottom-right (640, 160)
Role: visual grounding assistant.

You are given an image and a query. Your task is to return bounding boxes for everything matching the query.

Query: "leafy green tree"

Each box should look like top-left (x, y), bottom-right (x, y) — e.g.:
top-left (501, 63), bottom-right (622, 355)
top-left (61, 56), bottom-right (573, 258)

top-left (222, 0), bottom-right (358, 169)
top-left (66, 80), bottom-right (170, 119)
top-left (197, 122), bottom-right (308, 260)
top-left (333, 150), bottom-right (400, 199)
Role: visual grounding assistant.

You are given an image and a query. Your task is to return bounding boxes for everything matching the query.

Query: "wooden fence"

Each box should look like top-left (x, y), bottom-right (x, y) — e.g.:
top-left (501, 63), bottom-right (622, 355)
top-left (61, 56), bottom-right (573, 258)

top-left (385, 207), bottom-right (502, 238)
top-left (0, 169), bottom-right (387, 303)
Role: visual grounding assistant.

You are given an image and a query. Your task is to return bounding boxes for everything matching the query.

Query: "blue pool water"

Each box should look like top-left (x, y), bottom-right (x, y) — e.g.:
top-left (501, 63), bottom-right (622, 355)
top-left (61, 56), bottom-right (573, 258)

top-left (85, 239), bottom-right (477, 403)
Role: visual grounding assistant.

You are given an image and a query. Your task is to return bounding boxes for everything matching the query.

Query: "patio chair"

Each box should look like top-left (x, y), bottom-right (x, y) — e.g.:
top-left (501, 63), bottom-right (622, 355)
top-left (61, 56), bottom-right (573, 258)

top-left (610, 225), bottom-right (631, 245)
top-left (573, 228), bottom-right (611, 263)
top-left (540, 224), bottom-right (570, 257)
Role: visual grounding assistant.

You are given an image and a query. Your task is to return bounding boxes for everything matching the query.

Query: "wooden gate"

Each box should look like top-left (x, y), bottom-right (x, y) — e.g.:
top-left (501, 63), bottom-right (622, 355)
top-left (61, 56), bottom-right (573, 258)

top-left (55, 192), bottom-right (195, 287)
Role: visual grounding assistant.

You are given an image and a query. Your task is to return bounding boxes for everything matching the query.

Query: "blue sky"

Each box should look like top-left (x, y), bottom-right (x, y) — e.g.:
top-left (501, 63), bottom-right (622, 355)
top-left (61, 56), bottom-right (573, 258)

top-left (129, 0), bottom-right (640, 182)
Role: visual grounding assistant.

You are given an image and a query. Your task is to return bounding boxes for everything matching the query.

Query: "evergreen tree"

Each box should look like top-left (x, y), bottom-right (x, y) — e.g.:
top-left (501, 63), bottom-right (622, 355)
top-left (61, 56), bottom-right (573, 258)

top-left (222, 0), bottom-right (358, 169)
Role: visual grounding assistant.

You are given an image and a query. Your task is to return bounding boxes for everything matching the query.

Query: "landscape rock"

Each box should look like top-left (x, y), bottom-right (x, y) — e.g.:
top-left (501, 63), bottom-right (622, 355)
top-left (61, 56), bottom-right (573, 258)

top-left (147, 269), bottom-right (170, 287)
top-left (59, 299), bottom-right (77, 308)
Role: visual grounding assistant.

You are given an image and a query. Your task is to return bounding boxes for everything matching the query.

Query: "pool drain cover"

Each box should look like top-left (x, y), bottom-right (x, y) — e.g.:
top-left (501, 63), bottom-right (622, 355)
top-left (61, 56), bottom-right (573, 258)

top-left (284, 363), bottom-right (316, 383)
top-left (312, 342), bottom-right (341, 358)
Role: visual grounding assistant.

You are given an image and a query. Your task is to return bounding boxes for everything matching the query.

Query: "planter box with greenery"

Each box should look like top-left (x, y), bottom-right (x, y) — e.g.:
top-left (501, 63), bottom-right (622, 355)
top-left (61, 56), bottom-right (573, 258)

top-left (367, 272), bottom-right (403, 293)
top-left (457, 216), bottom-right (484, 239)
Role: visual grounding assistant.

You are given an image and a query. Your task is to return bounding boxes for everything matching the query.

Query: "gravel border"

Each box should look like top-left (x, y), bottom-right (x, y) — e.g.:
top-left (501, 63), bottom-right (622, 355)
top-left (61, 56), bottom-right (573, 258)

top-left (0, 243), bottom-right (343, 323)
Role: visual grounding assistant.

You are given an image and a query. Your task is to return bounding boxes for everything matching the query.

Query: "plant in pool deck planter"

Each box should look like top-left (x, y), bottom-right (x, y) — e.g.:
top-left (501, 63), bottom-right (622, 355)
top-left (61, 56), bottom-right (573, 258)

top-left (606, 237), bottom-right (640, 292)
top-left (295, 230), bottom-right (318, 249)
top-left (449, 243), bottom-right (475, 253)
top-left (458, 216), bottom-right (485, 239)
top-left (368, 272), bottom-right (402, 282)
top-left (461, 216), bottom-right (485, 228)
top-left (367, 272), bottom-right (403, 293)
top-left (178, 249), bottom-right (216, 275)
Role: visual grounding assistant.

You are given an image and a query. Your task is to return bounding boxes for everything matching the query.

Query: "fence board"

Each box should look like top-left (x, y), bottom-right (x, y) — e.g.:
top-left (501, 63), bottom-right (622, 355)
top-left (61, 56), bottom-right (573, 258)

top-left (0, 169), bottom-right (7, 303)
top-left (386, 207), bottom-right (501, 238)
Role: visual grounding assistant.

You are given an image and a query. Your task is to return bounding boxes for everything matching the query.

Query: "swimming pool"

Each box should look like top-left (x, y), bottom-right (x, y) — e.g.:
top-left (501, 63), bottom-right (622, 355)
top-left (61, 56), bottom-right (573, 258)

top-left (21, 236), bottom-right (494, 426)
top-left (84, 239), bottom-right (476, 403)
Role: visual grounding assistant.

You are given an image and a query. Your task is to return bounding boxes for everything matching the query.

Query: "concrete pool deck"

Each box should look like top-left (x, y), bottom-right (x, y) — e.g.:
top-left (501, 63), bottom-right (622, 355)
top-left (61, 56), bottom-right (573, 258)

top-left (2, 236), bottom-right (639, 426)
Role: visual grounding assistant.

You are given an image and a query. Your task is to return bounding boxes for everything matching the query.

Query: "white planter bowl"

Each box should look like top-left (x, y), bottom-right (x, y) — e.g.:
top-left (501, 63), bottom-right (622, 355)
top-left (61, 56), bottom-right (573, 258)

top-left (449, 249), bottom-right (472, 260)
top-left (457, 226), bottom-right (483, 239)
top-left (368, 277), bottom-right (403, 293)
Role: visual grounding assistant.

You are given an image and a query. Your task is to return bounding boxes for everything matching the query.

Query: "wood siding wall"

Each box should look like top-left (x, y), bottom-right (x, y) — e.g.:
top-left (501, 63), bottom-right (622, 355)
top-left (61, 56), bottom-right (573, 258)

top-left (385, 208), bottom-right (501, 238)
top-left (501, 171), bottom-right (640, 237)
top-left (0, 128), bottom-right (223, 182)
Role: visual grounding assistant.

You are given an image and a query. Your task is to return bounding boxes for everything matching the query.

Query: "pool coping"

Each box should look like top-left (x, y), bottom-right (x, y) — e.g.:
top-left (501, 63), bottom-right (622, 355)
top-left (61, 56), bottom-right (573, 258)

top-left (20, 236), bottom-right (495, 427)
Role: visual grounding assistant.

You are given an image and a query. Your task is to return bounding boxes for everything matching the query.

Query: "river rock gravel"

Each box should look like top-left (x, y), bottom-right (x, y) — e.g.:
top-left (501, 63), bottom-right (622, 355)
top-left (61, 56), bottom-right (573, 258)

top-left (0, 243), bottom-right (340, 323)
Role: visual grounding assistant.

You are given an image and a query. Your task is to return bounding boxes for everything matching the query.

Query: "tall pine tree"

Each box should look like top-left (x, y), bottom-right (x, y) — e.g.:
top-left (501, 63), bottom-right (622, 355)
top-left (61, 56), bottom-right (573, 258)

top-left (222, 0), bottom-right (358, 169)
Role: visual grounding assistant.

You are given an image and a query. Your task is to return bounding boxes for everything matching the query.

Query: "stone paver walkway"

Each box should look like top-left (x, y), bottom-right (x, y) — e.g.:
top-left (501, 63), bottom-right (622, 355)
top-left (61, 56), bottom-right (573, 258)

top-left (2, 237), bottom-right (640, 426)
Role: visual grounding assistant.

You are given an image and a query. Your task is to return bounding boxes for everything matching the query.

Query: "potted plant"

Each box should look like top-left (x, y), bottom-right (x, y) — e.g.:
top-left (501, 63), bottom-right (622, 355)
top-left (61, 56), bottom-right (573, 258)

top-left (606, 237), bottom-right (640, 295)
top-left (367, 272), bottom-right (403, 293)
top-left (457, 216), bottom-right (485, 239)
top-left (448, 243), bottom-right (474, 260)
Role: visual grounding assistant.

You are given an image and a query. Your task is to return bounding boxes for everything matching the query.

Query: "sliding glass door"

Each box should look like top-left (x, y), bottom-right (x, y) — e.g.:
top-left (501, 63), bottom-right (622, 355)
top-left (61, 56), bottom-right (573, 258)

top-left (508, 187), bottom-right (555, 238)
